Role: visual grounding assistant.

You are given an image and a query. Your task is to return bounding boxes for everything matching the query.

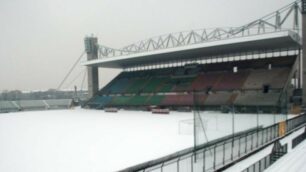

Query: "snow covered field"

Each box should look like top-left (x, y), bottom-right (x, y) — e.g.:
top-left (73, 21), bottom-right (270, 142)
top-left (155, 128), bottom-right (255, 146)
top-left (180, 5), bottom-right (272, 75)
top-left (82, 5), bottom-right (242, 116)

top-left (0, 109), bottom-right (193, 172)
top-left (0, 109), bottom-right (291, 172)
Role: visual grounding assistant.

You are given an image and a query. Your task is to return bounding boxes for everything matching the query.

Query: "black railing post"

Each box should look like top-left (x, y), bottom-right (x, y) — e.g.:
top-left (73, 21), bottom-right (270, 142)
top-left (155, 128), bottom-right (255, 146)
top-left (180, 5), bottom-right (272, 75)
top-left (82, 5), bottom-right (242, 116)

top-left (191, 154), bottom-right (194, 172)
top-left (270, 127), bottom-right (272, 141)
top-left (161, 163), bottom-right (164, 172)
top-left (223, 141), bottom-right (225, 165)
top-left (272, 126), bottom-right (274, 140)
top-left (251, 132), bottom-right (253, 150)
top-left (177, 156), bottom-right (180, 172)
top-left (203, 149), bottom-right (206, 172)
top-left (231, 138), bottom-right (234, 160)
top-left (256, 106), bottom-right (259, 147)
top-left (272, 125), bottom-right (275, 139)
top-left (245, 133), bottom-right (248, 153)
top-left (213, 145), bottom-right (216, 170)
top-left (262, 129), bottom-right (264, 145)
top-left (287, 120), bottom-right (290, 133)
top-left (238, 136), bottom-right (241, 157)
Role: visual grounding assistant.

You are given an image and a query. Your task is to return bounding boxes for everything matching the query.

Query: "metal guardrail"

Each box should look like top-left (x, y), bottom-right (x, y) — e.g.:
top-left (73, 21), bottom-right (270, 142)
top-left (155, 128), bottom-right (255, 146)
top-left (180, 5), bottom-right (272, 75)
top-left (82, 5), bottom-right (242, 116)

top-left (118, 114), bottom-right (306, 172)
top-left (241, 117), bottom-right (306, 172)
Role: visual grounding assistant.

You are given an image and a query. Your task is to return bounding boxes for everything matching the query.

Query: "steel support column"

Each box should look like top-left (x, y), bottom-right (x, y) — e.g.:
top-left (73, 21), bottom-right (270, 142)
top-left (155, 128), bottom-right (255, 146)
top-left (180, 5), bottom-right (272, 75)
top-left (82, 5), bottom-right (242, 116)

top-left (302, 0), bottom-right (306, 103)
top-left (84, 37), bottom-right (99, 98)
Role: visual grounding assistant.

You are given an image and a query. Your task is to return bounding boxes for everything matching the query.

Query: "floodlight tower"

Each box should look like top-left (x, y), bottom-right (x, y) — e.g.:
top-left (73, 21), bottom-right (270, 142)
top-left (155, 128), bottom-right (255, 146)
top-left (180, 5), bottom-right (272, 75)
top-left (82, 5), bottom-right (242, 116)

top-left (84, 37), bottom-right (99, 98)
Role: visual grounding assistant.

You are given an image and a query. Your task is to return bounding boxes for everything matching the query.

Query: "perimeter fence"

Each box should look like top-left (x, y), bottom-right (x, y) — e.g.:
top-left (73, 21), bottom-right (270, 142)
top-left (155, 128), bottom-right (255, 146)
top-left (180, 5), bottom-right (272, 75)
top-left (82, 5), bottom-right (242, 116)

top-left (119, 113), bottom-right (306, 172)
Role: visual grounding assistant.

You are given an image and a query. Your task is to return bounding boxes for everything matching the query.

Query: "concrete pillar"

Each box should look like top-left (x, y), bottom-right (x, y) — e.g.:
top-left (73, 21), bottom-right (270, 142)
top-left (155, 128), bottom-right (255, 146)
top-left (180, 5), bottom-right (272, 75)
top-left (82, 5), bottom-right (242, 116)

top-left (302, 0), bottom-right (306, 103)
top-left (84, 37), bottom-right (99, 98)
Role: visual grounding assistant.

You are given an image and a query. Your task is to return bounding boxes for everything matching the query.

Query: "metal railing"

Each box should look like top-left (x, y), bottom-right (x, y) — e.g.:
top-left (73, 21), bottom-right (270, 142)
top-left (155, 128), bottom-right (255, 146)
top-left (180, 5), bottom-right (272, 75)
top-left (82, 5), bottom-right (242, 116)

top-left (242, 153), bottom-right (272, 172)
top-left (242, 123), bottom-right (306, 172)
top-left (119, 114), bottom-right (306, 172)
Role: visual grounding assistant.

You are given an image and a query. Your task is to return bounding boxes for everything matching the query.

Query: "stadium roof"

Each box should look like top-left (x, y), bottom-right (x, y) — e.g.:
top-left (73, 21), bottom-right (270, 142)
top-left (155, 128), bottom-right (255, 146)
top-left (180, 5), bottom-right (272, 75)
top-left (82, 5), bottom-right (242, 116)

top-left (83, 31), bottom-right (301, 68)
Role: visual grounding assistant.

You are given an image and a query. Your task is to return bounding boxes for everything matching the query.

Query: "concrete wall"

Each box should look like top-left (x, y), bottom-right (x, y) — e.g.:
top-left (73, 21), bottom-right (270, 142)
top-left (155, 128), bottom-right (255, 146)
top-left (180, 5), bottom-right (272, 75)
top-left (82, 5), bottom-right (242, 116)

top-left (85, 37), bottom-right (99, 98)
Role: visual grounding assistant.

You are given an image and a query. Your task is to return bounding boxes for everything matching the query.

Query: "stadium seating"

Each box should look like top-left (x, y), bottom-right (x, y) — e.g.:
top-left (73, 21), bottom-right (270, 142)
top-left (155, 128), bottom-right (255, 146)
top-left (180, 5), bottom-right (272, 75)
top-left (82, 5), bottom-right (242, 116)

top-left (147, 95), bottom-right (165, 105)
top-left (129, 96), bottom-right (149, 106)
top-left (243, 68), bottom-right (290, 90)
top-left (190, 72), bottom-right (221, 91)
top-left (0, 99), bottom-right (73, 113)
top-left (205, 92), bottom-right (233, 105)
top-left (158, 82), bottom-right (174, 93)
top-left (162, 94), bottom-right (194, 106)
top-left (193, 94), bottom-right (207, 105)
top-left (107, 78), bottom-right (130, 94)
top-left (0, 101), bottom-right (19, 112)
top-left (126, 78), bottom-right (148, 93)
top-left (111, 96), bottom-right (131, 106)
top-left (86, 56), bottom-right (294, 109)
top-left (172, 77), bottom-right (196, 92)
top-left (142, 77), bottom-right (168, 93)
top-left (87, 96), bottom-right (112, 108)
top-left (18, 100), bottom-right (47, 110)
top-left (214, 71), bottom-right (249, 90)
top-left (234, 91), bottom-right (281, 106)
top-left (44, 99), bottom-right (72, 109)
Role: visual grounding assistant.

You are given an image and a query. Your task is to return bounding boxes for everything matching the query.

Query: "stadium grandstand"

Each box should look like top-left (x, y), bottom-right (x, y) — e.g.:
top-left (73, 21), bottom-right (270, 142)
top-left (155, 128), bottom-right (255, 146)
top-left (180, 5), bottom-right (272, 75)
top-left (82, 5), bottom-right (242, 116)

top-left (0, 99), bottom-right (72, 113)
top-left (0, 89), bottom-right (88, 113)
top-left (82, 0), bottom-right (305, 116)
top-left (2, 1), bottom-right (306, 172)
top-left (84, 56), bottom-right (295, 113)
top-left (77, 0), bottom-right (306, 171)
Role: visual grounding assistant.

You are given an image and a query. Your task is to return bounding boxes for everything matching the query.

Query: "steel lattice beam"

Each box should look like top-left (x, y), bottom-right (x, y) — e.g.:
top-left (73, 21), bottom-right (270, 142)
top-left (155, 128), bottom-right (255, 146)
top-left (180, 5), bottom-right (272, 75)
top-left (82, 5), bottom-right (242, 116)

top-left (95, 0), bottom-right (302, 59)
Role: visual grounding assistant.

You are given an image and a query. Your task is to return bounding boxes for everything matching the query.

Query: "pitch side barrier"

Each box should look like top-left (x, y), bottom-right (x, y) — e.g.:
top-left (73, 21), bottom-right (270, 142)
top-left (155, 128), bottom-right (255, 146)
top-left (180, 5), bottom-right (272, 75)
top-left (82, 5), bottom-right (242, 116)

top-left (118, 114), bottom-right (306, 172)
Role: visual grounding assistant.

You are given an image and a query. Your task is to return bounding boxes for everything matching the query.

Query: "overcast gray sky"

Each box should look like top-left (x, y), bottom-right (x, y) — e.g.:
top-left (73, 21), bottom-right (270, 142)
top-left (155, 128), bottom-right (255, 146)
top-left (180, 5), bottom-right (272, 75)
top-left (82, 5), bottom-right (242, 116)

top-left (0, 0), bottom-right (294, 91)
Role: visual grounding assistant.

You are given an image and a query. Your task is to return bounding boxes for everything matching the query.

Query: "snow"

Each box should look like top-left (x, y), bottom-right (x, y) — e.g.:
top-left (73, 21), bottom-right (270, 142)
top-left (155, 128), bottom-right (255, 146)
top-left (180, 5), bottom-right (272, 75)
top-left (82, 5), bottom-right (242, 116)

top-left (0, 109), bottom-right (292, 172)
top-left (279, 126), bottom-right (306, 153)
top-left (0, 109), bottom-right (193, 172)
top-left (265, 139), bottom-right (306, 172)
top-left (224, 144), bottom-right (274, 172)
top-left (224, 127), bottom-right (306, 172)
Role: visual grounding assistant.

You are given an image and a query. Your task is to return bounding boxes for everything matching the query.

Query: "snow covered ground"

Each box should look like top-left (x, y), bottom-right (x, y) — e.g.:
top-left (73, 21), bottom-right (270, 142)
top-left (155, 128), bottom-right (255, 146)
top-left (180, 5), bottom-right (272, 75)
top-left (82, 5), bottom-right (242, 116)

top-left (0, 109), bottom-right (193, 172)
top-left (224, 126), bottom-right (306, 172)
top-left (265, 139), bottom-right (306, 172)
top-left (0, 109), bottom-right (292, 172)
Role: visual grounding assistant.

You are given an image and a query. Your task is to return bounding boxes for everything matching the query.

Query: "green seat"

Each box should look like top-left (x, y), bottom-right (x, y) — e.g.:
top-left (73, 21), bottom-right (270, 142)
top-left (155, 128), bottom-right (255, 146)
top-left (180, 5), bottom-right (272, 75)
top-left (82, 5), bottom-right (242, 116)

top-left (147, 96), bottom-right (165, 105)
top-left (111, 96), bottom-right (131, 106)
top-left (143, 78), bottom-right (167, 93)
top-left (171, 77), bottom-right (196, 91)
top-left (126, 78), bottom-right (147, 93)
top-left (129, 96), bottom-right (149, 106)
